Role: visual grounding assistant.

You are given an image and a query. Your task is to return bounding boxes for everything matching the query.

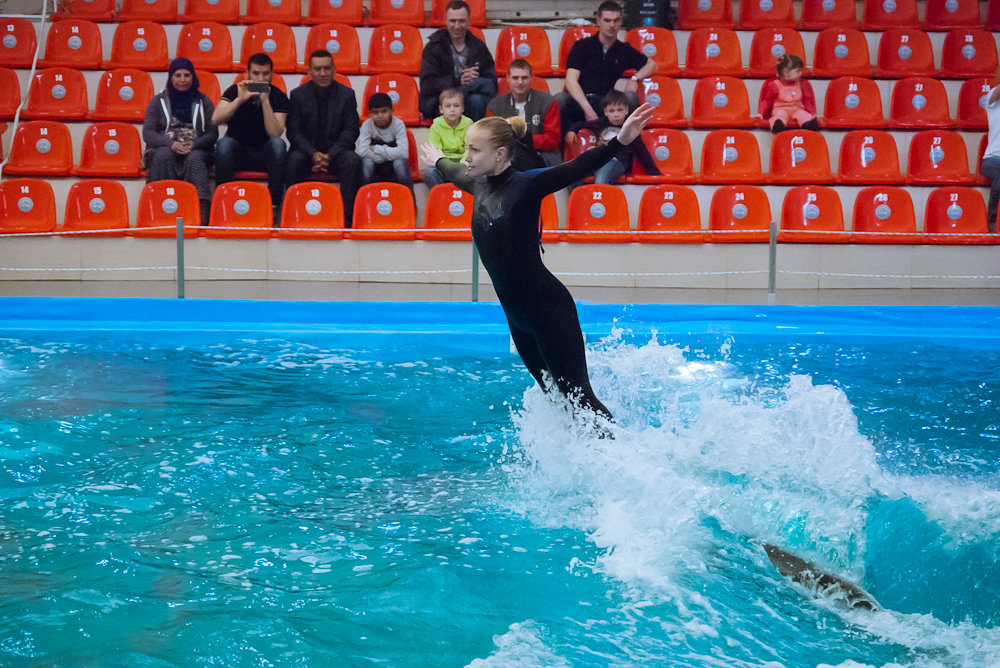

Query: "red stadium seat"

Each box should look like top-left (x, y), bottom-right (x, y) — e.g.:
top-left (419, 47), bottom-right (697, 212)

top-left (239, 23), bottom-right (298, 73)
top-left (810, 27), bottom-right (872, 77)
top-left (677, 0), bottom-right (734, 29)
top-left (404, 128), bottom-right (422, 181)
top-left (638, 76), bottom-right (686, 127)
top-left (180, 0), bottom-right (239, 23)
top-left (990, 0), bottom-right (1000, 30)
top-left (555, 26), bottom-right (597, 76)
top-left (364, 24), bottom-right (423, 74)
top-left (205, 182), bottom-right (274, 238)
top-left (906, 130), bottom-right (972, 185)
top-left (73, 122), bottom-right (143, 177)
top-left (747, 28), bottom-right (807, 78)
top-left (243, 0), bottom-right (302, 24)
top-left (0, 179), bottom-right (57, 234)
top-left (690, 76), bottom-right (752, 127)
top-left (132, 180), bottom-right (201, 237)
top-left (305, 0), bottom-right (364, 25)
top-left (769, 129), bottom-right (834, 183)
top-left (636, 185), bottom-right (704, 243)
top-left (369, 0), bottom-right (425, 25)
top-left (62, 179), bottom-right (130, 237)
top-left (197, 69), bottom-right (222, 106)
top-left (304, 24), bottom-right (362, 74)
top-left (838, 130), bottom-right (902, 183)
top-left (276, 182), bottom-right (346, 239)
top-left (779, 185), bottom-right (848, 242)
top-left (851, 186), bottom-right (918, 243)
top-left (429, 0), bottom-right (487, 27)
top-left (939, 29), bottom-right (1000, 79)
top-left (956, 77), bottom-right (992, 130)
top-left (349, 182), bottom-right (417, 239)
top-left (89, 68), bottom-right (155, 122)
top-left (38, 20), bottom-right (102, 69)
top-left (118, 0), bottom-right (178, 22)
top-left (4, 120), bottom-right (73, 175)
top-left (564, 184), bottom-right (631, 242)
top-left (799, 0), bottom-right (858, 29)
top-left (563, 129), bottom-right (597, 162)
top-left (104, 21), bottom-right (170, 71)
top-left (496, 75), bottom-right (549, 95)
top-left (495, 26), bottom-right (553, 76)
top-left (362, 73), bottom-right (421, 125)
top-left (0, 67), bottom-right (22, 119)
top-left (740, 0), bottom-right (795, 28)
top-left (628, 128), bottom-right (695, 183)
top-left (419, 184), bottom-right (474, 241)
top-left (626, 27), bottom-right (679, 76)
top-left (21, 67), bottom-right (88, 120)
top-left (889, 77), bottom-right (953, 129)
top-left (708, 185), bottom-right (772, 242)
top-left (700, 129), bottom-right (763, 184)
top-left (923, 187), bottom-right (994, 244)
top-left (176, 22), bottom-right (235, 72)
top-left (976, 133), bottom-right (989, 186)
top-left (822, 76), bottom-right (885, 128)
top-left (875, 29), bottom-right (935, 78)
top-left (923, 0), bottom-right (983, 30)
top-left (51, 0), bottom-right (115, 21)
top-left (0, 18), bottom-right (37, 69)
top-left (861, 0), bottom-right (919, 30)
top-left (540, 193), bottom-right (559, 243)
top-left (684, 27), bottom-right (743, 77)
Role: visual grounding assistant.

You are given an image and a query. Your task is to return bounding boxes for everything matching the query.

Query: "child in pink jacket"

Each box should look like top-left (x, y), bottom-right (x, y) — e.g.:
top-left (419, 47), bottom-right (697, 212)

top-left (758, 54), bottom-right (819, 133)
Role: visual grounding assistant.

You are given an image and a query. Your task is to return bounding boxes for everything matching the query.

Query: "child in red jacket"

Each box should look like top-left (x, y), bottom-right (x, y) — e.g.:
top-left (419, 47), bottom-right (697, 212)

top-left (758, 54), bottom-right (818, 133)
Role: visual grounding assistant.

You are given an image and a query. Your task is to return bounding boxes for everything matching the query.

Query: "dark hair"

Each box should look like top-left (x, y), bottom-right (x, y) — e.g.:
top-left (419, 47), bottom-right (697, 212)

top-left (445, 0), bottom-right (471, 14)
top-left (776, 54), bottom-right (804, 77)
top-left (507, 58), bottom-right (533, 75)
top-left (601, 89), bottom-right (629, 110)
top-left (247, 52), bottom-right (273, 71)
top-left (597, 1), bottom-right (622, 16)
top-left (439, 88), bottom-right (463, 105)
top-left (367, 92), bottom-right (393, 111)
top-left (309, 49), bottom-right (334, 65)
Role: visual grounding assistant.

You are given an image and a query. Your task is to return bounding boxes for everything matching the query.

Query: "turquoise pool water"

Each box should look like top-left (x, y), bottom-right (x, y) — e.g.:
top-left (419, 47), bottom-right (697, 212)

top-left (1, 300), bottom-right (999, 666)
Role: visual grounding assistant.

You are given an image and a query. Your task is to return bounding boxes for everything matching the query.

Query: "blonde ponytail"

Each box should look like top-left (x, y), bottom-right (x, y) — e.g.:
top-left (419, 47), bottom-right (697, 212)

top-left (506, 115), bottom-right (527, 140)
top-left (472, 115), bottom-right (526, 156)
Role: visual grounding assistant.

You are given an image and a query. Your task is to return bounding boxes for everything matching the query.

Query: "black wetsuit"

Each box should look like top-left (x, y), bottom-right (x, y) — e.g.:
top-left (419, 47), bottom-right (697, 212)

top-left (436, 138), bottom-right (628, 420)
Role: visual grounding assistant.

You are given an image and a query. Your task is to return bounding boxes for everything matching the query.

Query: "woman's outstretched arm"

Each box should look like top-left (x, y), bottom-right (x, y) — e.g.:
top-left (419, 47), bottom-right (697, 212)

top-left (419, 143), bottom-right (475, 193)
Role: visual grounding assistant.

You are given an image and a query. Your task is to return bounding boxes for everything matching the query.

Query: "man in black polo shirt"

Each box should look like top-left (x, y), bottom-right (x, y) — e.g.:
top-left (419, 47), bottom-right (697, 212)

top-left (556, 0), bottom-right (658, 137)
top-left (213, 52), bottom-right (290, 220)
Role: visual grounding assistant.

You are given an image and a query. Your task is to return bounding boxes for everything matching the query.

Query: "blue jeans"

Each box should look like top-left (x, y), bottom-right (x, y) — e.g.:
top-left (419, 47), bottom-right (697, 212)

top-left (593, 157), bottom-right (627, 184)
top-left (362, 156), bottom-right (413, 190)
top-left (215, 136), bottom-right (287, 206)
top-left (461, 77), bottom-right (497, 122)
top-left (980, 155), bottom-right (1000, 233)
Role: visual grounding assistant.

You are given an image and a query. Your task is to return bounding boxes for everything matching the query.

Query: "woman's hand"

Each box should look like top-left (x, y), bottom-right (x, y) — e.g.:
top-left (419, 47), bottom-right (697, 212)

top-left (616, 103), bottom-right (654, 145)
top-left (171, 140), bottom-right (192, 155)
top-left (419, 142), bottom-right (445, 168)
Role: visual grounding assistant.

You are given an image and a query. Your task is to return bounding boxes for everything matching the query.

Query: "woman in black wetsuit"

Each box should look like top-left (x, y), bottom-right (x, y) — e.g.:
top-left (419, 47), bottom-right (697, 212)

top-left (420, 104), bottom-right (655, 424)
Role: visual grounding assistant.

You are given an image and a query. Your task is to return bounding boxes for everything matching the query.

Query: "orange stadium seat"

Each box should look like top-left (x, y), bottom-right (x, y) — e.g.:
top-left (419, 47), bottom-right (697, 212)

top-left (875, 29), bottom-right (935, 78)
top-left (349, 183), bottom-right (417, 239)
top-left (38, 20), bottom-right (102, 69)
top-left (239, 23), bottom-right (298, 73)
top-left (73, 122), bottom-right (143, 177)
top-left (700, 129), bottom-right (763, 184)
top-left (769, 129), bottom-right (834, 183)
top-left (276, 182), bottom-right (346, 239)
top-left (495, 26), bottom-right (553, 76)
top-left (21, 67), bottom-right (88, 120)
top-left (684, 27), bottom-right (743, 77)
top-left (362, 73), bottom-right (421, 125)
top-left (889, 77), bottom-right (953, 129)
top-left (638, 76), bottom-right (686, 127)
top-left (1, 18), bottom-right (37, 68)
top-left (939, 29), bottom-right (999, 79)
top-left (104, 21), bottom-right (170, 70)
top-left (740, 0), bottom-right (796, 28)
top-left (563, 129), bottom-right (597, 162)
top-left (305, 0), bottom-right (364, 25)
top-left (626, 27), bottom-right (680, 76)
top-left (861, 0), bottom-right (919, 29)
top-left (180, 0), bottom-right (239, 23)
top-left (799, 0), bottom-right (858, 29)
top-left (51, 0), bottom-right (115, 21)
top-left (89, 68), bottom-right (155, 122)
top-left (956, 77), bottom-right (992, 130)
top-left (243, 0), bottom-right (302, 24)
top-left (747, 28), bottom-right (806, 78)
top-left (419, 184), bottom-right (474, 241)
top-left (176, 22), bottom-right (235, 72)
top-left (540, 193), bottom-right (559, 243)
top-left (198, 69), bottom-right (222, 106)
top-left (364, 24), bottom-right (423, 74)
top-left (233, 71), bottom-right (287, 92)
top-left (779, 185), bottom-right (848, 242)
top-left (0, 179), bottom-right (57, 234)
top-left (677, 0), bottom-right (734, 29)
top-left (838, 130), bottom-right (902, 183)
top-left (0, 67), bottom-right (22, 120)
top-left (429, 0), bottom-right (487, 26)
top-left (205, 181), bottom-right (274, 238)
top-left (906, 130), bottom-right (972, 185)
top-left (923, 187), bottom-right (994, 244)
top-left (708, 185), bottom-right (772, 242)
top-left (4, 121), bottom-right (73, 175)
top-left (405, 128), bottom-right (422, 181)
top-left (118, 0), bottom-right (178, 22)
top-left (555, 26), bottom-right (597, 76)
top-left (810, 27), bottom-right (872, 77)
top-left (132, 180), bottom-right (202, 237)
top-left (369, 0), bottom-right (425, 25)
top-left (628, 129), bottom-right (696, 183)
top-left (304, 24), bottom-right (362, 73)
top-left (822, 76), bottom-right (885, 128)
top-left (564, 185), bottom-right (631, 242)
top-left (62, 180), bottom-right (130, 237)
top-left (851, 186), bottom-right (918, 243)
top-left (496, 75), bottom-right (549, 95)
top-left (636, 185), bottom-right (704, 243)
top-left (923, 0), bottom-right (983, 30)
top-left (690, 76), bottom-right (752, 127)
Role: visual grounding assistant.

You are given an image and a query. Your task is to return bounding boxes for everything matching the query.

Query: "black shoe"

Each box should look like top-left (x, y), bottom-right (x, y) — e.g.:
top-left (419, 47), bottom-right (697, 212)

top-left (771, 119), bottom-right (787, 134)
top-left (801, 118), bottom-right (820, 132)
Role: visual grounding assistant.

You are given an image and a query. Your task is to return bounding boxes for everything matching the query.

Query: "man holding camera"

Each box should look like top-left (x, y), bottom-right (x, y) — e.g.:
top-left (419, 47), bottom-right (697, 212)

top-left (213, 52), bottom-right (290, 221)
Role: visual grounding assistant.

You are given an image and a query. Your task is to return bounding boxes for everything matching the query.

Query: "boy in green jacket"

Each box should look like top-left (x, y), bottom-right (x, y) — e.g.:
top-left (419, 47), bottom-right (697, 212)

top-left (423, 89), bottom-right (472, 188)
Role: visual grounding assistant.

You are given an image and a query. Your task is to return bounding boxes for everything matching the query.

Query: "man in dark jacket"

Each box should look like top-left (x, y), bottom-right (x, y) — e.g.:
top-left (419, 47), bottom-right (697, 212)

top-left (419, 0), bottom-right (497, 121)
top-left (286, 49), bottom-right (362, 225)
